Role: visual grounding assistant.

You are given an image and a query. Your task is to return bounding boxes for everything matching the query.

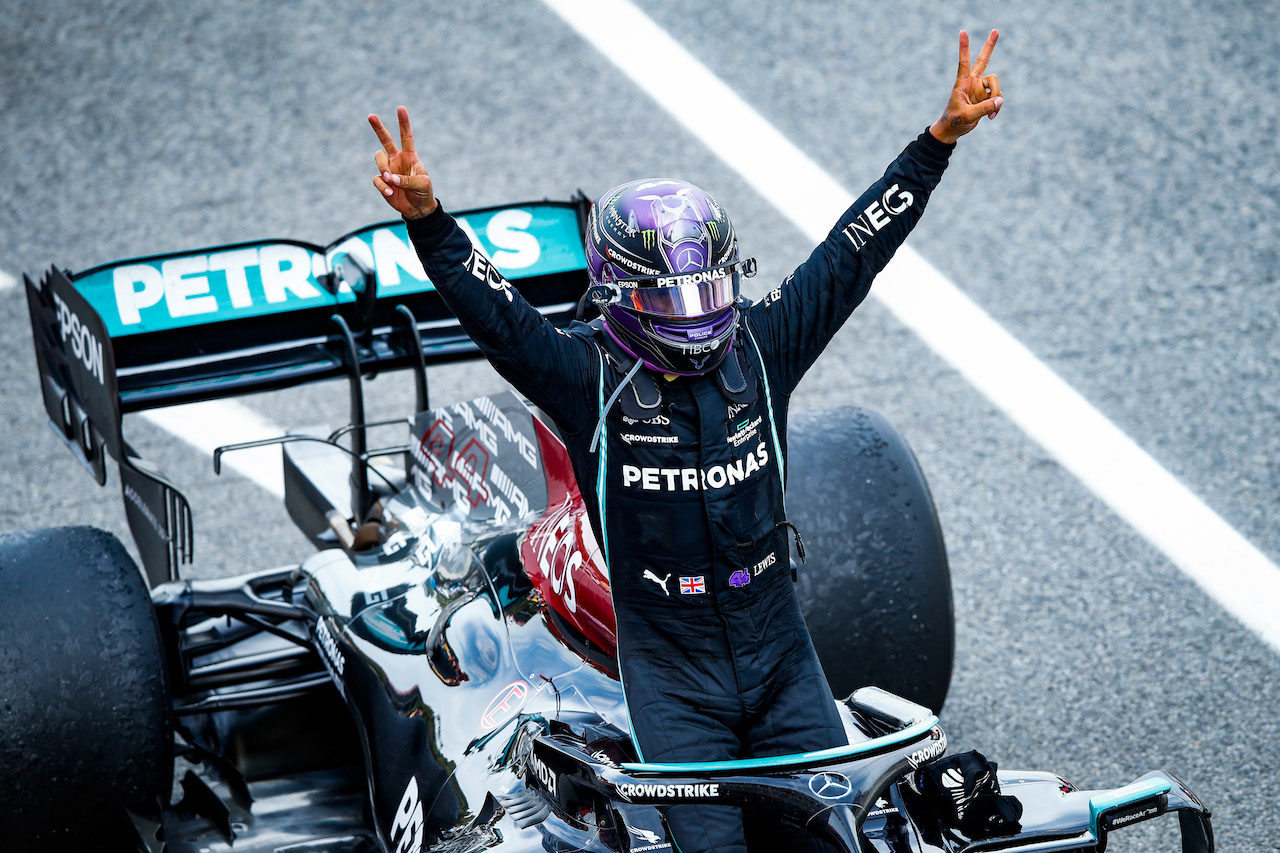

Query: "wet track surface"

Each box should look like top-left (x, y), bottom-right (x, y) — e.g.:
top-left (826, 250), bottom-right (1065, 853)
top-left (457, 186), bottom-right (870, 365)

top-left (1, 2), bottom-right (1277, 849)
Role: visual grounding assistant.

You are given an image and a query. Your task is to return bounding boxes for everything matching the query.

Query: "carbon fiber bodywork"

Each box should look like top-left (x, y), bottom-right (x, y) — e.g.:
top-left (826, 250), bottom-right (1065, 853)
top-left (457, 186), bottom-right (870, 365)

top-left (138, 391), bottom-right (1212, 853)
top-left (16, 207), bottom-right (1212, 851)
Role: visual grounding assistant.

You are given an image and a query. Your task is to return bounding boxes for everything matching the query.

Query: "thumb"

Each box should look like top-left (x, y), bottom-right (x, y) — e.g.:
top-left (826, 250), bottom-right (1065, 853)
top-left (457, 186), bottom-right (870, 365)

top-left (389, 173), bottom-right (432, 192)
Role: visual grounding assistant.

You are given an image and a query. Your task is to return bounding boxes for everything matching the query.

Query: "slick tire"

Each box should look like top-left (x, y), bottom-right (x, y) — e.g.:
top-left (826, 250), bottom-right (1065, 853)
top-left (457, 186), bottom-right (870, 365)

top-left (787, 407), bottom-right (954, 712)
top-left (0, 526), bottom-right (171, 845)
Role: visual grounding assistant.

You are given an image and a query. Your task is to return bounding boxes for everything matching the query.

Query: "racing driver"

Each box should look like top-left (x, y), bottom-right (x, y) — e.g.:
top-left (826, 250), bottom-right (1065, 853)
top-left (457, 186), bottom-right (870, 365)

top-left (367, 29), bottom-right (1003, 853)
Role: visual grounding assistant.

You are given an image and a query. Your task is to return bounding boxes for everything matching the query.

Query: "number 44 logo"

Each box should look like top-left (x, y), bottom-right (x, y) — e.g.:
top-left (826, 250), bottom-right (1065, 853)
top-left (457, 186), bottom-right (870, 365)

top-left (391, 776), bottom-right (423, 853)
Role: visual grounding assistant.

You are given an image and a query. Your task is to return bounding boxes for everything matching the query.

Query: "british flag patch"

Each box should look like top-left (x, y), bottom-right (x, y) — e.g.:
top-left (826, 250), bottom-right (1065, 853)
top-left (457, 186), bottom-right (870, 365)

top-left (680, 576), bottom-right (706, 595)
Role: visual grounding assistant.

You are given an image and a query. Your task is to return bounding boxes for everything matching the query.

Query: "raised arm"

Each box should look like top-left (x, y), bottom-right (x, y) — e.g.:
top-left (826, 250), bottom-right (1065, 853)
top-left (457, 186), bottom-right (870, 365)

top-left (366, 108), bottom-right (598, 433)
top-left (747, 29), bottom-right (1004, 393)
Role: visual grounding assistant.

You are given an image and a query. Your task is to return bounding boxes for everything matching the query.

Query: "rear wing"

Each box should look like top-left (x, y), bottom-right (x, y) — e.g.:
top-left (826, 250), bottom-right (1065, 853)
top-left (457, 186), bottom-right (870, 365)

top-left (25, 199), bottom-right (590, 585)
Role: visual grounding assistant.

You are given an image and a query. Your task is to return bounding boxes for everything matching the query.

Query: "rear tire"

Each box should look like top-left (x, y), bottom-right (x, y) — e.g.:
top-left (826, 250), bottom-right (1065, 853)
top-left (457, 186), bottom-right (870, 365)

top-left (0, 526), bottom-right (171, 845)
top-left (787, 407), bottom-right (954, 712)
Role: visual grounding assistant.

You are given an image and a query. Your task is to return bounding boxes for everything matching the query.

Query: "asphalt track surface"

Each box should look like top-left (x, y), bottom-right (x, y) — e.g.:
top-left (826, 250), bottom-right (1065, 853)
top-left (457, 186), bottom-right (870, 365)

top-left (1, 2), bottom-right (1277, 850)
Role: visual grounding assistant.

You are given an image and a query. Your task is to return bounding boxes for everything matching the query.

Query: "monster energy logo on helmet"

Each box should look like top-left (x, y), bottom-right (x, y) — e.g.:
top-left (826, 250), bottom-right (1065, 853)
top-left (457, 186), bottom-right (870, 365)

top-left (641, 229), bottom-right (657, 249)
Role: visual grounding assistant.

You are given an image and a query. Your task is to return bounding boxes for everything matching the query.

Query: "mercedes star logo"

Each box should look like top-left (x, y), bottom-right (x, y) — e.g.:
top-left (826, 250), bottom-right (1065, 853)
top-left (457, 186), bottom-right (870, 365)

top-left (809, 771), bottom-right (853, 800)
top-left (675, 246), bottom-right (704, 272)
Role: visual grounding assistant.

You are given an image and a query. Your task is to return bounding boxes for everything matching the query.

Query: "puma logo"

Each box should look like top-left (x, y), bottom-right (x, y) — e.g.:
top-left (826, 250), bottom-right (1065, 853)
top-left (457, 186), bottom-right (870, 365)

top-left (643, 570), bottom-right (671, 596)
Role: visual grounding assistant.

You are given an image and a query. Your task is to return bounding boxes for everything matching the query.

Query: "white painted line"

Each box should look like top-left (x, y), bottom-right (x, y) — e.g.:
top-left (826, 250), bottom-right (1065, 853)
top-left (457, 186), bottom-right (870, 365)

top-left (541, 0), bottom-right (1280, 653)
top-left (142, 400), bottom-right (285, 498)
top-left (0, 269), bottom-right (18, 292)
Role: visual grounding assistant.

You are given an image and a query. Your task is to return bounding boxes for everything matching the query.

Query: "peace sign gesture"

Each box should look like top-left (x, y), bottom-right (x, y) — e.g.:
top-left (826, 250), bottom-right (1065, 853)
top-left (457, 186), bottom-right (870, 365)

top-left (929, 30), bottom-right (1004, 144)
top-left (368, 106), bottom-right (438, 220)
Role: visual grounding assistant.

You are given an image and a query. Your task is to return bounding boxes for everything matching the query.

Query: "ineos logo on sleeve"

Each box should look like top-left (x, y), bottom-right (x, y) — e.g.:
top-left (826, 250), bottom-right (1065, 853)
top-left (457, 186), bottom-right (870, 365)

top-left (808, 772), bottom-right (853, 800)
top-left (841, 183), bottom-right (915, 250)
top-left (465, 248), bottom-right (514, 302)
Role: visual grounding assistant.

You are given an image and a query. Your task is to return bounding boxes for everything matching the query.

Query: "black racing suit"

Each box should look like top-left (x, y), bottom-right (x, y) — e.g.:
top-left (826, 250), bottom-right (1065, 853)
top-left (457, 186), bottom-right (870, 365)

top-left (406, 130), bottom-right (954, 853)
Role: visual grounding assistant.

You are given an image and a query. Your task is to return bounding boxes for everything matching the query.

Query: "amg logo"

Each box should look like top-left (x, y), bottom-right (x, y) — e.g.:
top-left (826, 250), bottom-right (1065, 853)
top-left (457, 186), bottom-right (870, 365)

top-left (471, 395), bottom-right (538, 468)
top-left (842, 184), bottom-right (915, 250)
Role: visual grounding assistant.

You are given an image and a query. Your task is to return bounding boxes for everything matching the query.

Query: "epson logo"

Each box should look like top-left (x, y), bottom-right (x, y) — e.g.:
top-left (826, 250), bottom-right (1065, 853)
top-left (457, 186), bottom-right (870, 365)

top-left (52, 292), bottom-right (106, 385)
top-left (842, 183), bottom-right (915, 250)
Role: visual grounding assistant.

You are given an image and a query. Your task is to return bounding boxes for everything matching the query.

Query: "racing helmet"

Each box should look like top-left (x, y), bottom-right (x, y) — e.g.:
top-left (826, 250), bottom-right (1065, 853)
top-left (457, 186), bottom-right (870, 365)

top-left (585, 178), bottom-right (756, 376)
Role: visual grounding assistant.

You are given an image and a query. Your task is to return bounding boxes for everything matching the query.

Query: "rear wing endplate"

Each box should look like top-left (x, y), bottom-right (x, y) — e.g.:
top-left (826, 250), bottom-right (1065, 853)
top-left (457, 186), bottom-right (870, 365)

top-left (25, 199), bottom-right (589, 585)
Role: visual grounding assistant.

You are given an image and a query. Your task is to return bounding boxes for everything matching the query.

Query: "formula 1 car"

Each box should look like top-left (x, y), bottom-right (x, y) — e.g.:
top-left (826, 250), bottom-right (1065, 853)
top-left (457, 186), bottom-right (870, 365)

top-left (3, 200), bottom-right (1214, 851)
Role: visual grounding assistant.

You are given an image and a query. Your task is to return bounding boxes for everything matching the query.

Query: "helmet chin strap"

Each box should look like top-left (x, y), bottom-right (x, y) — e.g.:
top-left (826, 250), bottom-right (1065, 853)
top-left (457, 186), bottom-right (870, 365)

top-left (589, 357), bottom-right (646, 453)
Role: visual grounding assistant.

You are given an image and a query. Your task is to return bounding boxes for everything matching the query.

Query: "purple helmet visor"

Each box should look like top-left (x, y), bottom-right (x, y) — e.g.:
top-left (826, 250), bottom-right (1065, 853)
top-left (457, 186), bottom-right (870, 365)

top-left (612, 257), bottom-right (757, 319)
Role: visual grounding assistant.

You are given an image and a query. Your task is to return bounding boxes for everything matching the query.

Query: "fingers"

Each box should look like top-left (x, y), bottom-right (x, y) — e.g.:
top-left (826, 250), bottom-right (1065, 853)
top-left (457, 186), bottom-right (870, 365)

top-left (982, 74), bottom-right (1003, 118)
top-left (961, 96), bottom-right (1003, 123)
top-left (956, 29), bottom-right (971, 81)
top-left (389, 172), bottom-right (431, 193)
top-left (372, 170), bottom-right (432, 195)
top-left (369, 113), bottom-right (398, 156)
top-left (398, 106), bottom-right (416, 154)
top-left (972, 29), bottom-right (999, 77)
top-left (375, 149), bottom-right (390, 174)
